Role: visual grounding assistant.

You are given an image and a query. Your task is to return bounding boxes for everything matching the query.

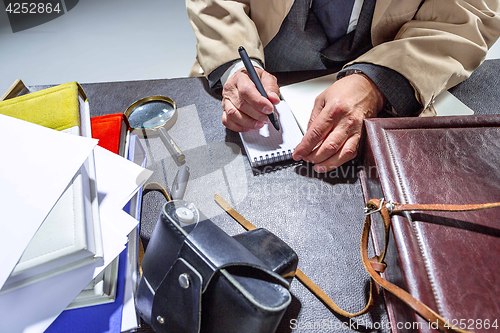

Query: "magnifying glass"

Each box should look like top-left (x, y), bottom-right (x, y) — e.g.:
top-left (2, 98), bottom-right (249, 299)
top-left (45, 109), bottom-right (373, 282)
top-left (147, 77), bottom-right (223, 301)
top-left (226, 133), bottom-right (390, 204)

top-left (125, 96), bottom-right (185, 164)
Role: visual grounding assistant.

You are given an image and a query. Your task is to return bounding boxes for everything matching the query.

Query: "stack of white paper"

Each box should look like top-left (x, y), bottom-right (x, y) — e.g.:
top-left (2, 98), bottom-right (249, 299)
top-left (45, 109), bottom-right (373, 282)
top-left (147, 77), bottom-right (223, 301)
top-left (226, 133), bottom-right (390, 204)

top-left (0, 114), bottom-right (152, 333)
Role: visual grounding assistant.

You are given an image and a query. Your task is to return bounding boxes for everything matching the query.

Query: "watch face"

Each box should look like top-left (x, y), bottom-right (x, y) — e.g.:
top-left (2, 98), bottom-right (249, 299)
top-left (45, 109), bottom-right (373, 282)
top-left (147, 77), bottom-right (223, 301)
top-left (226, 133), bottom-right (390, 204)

top-left (348, 69), bottom-right (363, 76)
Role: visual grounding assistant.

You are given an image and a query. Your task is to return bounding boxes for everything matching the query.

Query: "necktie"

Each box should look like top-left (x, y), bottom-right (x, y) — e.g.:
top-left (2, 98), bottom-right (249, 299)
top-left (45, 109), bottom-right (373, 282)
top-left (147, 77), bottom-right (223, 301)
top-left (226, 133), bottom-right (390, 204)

top-left (317, 0), bottom-right (375, 68)
top-left (311, 0), bottom-right (356, 44)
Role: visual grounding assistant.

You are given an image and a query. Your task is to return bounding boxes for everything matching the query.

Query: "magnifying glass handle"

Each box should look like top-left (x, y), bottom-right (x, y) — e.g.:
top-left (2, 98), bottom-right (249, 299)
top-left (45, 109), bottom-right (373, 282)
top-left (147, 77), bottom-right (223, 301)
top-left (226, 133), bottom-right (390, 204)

top-left (159, 128), bottom-right (185, 164)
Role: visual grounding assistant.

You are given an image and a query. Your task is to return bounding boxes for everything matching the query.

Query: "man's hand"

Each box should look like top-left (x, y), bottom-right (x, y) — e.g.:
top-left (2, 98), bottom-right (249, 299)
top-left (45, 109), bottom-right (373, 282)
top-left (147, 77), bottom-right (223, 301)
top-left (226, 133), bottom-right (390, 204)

top-left (292, 73), bottom-right (385, 173)
top-left (222, 68), bottom-right (280, 132)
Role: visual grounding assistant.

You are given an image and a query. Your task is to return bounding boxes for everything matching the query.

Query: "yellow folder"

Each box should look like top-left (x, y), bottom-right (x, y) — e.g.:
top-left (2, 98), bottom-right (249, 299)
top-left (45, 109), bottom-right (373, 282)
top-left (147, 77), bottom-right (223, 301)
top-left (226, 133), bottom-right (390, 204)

top-left (0, 82), bottom-right (80, 131)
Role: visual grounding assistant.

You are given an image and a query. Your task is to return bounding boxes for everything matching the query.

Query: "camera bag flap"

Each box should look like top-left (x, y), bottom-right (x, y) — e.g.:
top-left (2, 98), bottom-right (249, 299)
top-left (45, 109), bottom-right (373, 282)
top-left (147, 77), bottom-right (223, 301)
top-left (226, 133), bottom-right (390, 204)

top-left (232, 228), bottom-right (298, 284)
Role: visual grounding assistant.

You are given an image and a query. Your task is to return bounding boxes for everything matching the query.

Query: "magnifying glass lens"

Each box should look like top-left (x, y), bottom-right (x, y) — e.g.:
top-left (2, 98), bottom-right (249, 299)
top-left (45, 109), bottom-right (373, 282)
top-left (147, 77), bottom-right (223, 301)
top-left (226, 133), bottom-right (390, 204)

top-left (125, 96), bottom-right (185, 165)
top-left (128, 101), bottom-right (175, 129)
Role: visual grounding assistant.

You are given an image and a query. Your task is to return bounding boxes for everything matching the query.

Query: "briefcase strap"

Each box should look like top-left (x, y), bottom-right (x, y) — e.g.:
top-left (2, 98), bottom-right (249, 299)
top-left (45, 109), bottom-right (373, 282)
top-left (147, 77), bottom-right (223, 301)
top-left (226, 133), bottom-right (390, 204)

top-left (362, 198), bottom-right (500, 333)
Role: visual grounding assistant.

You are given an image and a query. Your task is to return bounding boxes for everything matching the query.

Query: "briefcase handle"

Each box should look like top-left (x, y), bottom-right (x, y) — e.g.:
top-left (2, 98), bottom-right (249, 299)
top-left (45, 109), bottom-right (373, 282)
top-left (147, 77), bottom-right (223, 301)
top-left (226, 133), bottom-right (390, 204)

top-left (362, 198), bottom-right (500, 333)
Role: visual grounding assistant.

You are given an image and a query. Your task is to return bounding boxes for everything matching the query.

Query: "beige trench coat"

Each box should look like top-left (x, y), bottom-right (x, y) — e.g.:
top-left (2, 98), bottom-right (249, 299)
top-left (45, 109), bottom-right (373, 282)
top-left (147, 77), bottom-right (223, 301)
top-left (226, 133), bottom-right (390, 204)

top-left (187, 0), bottom-right (499, 109)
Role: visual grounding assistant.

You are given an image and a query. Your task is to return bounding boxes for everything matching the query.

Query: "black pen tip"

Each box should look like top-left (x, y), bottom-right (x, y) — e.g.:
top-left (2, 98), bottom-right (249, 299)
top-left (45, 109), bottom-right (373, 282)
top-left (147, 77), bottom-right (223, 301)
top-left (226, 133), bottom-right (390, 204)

top-left (271, 118), bottom-right (280, 131)
top-left (268, 112), bottom-right (280, 131)
top-left (238, 46), bottom-right (245, 52)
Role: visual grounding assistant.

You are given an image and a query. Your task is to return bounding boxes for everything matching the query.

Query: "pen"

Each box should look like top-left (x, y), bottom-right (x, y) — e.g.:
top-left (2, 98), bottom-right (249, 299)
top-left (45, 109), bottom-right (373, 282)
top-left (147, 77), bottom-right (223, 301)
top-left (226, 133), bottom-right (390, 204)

top-left (238, 46), bottom-right (280, 131)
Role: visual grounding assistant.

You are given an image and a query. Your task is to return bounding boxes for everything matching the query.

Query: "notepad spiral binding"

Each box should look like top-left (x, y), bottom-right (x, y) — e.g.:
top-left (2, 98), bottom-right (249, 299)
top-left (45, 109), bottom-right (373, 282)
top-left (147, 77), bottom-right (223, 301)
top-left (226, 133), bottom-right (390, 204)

top-left (253, 149), bottom-right (293, 167)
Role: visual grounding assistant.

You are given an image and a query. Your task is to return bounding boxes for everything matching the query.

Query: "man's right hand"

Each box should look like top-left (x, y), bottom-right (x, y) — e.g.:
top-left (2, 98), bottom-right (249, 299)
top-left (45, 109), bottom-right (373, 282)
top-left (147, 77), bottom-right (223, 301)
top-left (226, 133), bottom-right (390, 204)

top-left (222, 68), bottom-right (280, 132)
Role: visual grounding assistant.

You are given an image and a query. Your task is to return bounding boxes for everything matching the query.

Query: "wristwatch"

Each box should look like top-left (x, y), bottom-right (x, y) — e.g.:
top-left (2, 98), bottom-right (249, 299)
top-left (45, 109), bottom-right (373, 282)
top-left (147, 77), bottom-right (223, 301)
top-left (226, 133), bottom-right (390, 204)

top-left (339, 69), bottom-right (395, 115)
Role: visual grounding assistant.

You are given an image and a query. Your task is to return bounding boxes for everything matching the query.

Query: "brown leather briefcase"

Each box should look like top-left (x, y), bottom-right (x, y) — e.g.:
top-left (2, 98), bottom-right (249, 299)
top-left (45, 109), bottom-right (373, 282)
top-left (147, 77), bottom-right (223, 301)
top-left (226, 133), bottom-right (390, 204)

top-left (361, 115), bottom-right (500, 333)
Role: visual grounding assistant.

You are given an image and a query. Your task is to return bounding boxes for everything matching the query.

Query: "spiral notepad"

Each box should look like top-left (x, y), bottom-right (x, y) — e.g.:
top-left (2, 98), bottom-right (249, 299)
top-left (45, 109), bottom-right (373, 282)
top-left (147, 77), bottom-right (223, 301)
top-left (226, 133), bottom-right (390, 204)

top-left (240, 101), bottom-right (304, 167)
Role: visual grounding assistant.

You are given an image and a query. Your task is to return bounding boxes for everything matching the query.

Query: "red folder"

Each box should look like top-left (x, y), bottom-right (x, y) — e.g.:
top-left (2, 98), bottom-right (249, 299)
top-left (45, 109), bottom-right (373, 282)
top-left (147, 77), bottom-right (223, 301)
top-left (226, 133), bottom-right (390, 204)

top-left (90, 114), bottom-right (128, 155)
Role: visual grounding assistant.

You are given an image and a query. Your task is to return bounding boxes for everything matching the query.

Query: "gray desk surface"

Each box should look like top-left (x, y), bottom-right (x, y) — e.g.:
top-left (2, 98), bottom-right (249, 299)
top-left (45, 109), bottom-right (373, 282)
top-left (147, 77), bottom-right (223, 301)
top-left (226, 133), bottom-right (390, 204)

top-left (47, 58), bottom-right (497, 333)
top-left (80, 76), bottom-right (387, 333)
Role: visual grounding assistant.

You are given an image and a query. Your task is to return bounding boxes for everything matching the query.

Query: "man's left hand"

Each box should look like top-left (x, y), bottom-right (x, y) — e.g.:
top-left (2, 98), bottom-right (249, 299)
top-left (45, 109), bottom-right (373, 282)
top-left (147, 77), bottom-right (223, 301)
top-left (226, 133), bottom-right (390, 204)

top-left (292, 73), bottom-right (385, 173)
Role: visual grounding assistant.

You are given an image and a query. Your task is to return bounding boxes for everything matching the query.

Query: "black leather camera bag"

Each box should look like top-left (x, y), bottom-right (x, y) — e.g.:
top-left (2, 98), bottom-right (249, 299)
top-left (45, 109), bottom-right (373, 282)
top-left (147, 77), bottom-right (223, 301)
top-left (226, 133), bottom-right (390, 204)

top-left (136, 202), bottom-right (298, 333)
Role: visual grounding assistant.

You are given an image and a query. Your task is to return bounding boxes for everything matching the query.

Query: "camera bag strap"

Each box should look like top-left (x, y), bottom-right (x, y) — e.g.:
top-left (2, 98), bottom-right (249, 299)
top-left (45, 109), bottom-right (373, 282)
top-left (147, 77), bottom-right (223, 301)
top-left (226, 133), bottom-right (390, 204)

top-left (215, 194), bottom-right (500, 333)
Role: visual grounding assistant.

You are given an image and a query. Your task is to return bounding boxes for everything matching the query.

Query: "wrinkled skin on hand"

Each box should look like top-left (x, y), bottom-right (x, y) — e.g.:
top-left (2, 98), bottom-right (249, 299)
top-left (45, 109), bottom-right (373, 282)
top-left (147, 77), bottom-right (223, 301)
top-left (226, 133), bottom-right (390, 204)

top-left (292, 74), bottom-right (385, 173)
top-left (221, 70), bottom-right (385, 172)
top-left (221, 68), bottom-right (280, 132)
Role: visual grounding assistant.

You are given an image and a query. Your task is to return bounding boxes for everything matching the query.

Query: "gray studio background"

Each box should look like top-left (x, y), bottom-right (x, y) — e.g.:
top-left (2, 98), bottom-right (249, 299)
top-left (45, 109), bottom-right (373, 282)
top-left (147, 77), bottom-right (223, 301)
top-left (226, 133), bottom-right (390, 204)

top-left (0, 0), bottom-right (498, 94)
top-left (0, 0), bottom-right (196, 93)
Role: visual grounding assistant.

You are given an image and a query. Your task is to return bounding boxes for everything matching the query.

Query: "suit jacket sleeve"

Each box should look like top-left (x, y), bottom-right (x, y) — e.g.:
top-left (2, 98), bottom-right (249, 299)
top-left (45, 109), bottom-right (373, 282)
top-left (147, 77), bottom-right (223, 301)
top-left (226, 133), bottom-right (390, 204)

top-left (186, 0), bottom-right (265, 77)
top-left (347, 0), bottom-right (500, 109)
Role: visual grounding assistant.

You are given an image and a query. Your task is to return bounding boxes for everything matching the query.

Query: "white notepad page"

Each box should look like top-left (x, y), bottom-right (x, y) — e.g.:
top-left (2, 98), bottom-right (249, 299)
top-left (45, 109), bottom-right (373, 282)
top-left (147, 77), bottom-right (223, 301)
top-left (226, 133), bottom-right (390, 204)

top-left (280, 71), bottom-right (477, 122)
top-left (240, 100), bottom-right (303, 167)
top-left (280, 73), bottom-right (337, 133)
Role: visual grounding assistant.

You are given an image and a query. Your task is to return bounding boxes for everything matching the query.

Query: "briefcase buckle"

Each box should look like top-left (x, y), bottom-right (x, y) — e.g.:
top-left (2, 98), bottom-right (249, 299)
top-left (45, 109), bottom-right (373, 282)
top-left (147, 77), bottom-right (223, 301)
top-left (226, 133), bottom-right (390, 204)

top-left (364, 198), bottom-right (385, 216)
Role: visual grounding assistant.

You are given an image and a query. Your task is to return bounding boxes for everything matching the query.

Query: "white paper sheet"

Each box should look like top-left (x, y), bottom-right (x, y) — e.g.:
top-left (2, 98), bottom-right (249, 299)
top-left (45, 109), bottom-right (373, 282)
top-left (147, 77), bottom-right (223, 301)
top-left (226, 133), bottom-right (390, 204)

top-left (93, 145), bottom-right (153, 215)
top-left (92, 145), bottom-right (152, 278)
top-left (7, 212), bottom-right (140, 333)
top-left (0, 145), bottom-right (151, 333)
top-left (0, 114), bottom-right (97, 289)
top-left (121, 228), bottom-right (140, 332)
top-left (239, 101), bottom-right (303, 167)
top-left (0, 261), bottom-right (96, 333)
top-left (120, 264), bottom-right (139, 332)
top-left (280, 73), bottom-right (337, 133)
top-left (432, 90), bottom-right (474, 116)
top-left (280, 71), bottom-right (477, 123)
top-left (486, 39), bottom-right (500, 60)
